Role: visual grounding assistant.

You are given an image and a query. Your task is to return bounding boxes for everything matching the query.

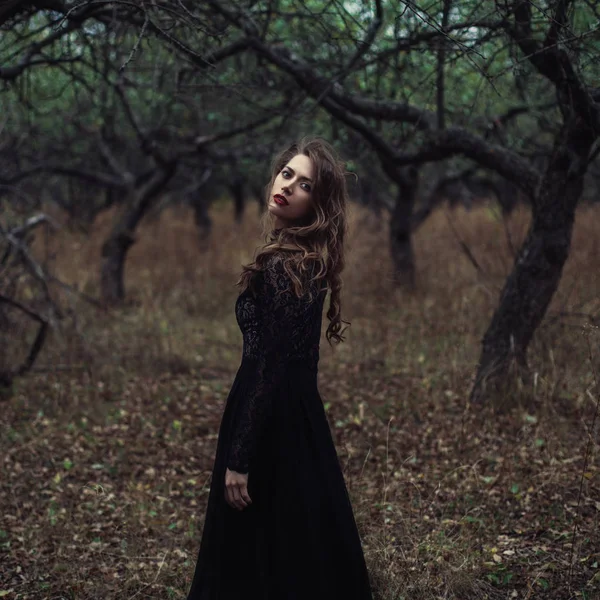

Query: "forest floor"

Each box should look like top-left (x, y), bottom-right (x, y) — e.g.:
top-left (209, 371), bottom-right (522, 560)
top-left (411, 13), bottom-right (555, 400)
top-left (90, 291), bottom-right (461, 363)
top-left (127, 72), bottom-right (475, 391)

top-left (1, 201), bottom-right (599, 599)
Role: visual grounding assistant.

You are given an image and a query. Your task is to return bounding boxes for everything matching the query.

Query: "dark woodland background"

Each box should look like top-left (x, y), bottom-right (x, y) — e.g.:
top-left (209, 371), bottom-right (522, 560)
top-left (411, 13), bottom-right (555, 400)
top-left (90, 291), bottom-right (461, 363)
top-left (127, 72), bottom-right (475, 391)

top-left (1, 1), bottom-right (599, 598)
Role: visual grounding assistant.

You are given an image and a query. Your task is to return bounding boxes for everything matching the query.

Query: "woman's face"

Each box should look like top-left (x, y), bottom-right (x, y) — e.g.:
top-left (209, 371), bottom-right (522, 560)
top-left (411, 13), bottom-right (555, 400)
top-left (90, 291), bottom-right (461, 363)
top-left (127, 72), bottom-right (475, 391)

top-left (268, 153), bottom-right (315, 229)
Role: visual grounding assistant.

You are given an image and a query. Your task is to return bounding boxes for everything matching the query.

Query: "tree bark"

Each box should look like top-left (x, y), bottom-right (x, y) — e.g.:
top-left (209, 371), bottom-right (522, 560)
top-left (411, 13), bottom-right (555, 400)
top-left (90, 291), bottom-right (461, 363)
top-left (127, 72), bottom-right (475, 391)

top-left (230, 175), bottom-right (245, 224)
top-left (389, 167), bottom-right (419, 287)
top-left (190, 189), bottom-right (212, 243)
top-left (470, 116), bottom-right (596, 403)
top-left (100, 163), bottom-right (176, 304)
top-left (436, 0), bottom-right (452, 131)
top-left (100, 231), bottom-right (135, 303)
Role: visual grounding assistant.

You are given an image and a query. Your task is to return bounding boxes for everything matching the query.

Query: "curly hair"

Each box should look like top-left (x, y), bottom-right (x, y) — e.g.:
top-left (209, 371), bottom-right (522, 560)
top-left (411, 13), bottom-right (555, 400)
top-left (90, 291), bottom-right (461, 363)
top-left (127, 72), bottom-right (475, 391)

top-left (235, 136), bottom-right (351, 346)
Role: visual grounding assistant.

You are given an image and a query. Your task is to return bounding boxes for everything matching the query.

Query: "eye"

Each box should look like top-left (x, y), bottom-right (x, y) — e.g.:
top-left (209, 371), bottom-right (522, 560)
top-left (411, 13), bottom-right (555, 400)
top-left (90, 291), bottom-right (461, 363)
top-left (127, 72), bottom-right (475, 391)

top-left (301, 182), bottom-right (311, 192)
top-left (281, 169), bottom-right (291, 178)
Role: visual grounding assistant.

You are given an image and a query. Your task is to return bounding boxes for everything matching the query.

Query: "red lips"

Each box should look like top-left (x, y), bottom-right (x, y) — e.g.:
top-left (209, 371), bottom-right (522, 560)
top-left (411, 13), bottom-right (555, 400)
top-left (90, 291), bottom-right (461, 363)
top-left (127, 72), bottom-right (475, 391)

top-left (273, 194), bottom-right (288, 205)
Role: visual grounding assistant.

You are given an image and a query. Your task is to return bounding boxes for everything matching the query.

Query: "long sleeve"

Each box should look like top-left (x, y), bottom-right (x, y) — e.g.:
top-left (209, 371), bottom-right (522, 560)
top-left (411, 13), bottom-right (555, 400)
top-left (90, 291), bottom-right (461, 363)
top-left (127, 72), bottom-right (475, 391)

top-left (227, 256), bottom-right (309, 474)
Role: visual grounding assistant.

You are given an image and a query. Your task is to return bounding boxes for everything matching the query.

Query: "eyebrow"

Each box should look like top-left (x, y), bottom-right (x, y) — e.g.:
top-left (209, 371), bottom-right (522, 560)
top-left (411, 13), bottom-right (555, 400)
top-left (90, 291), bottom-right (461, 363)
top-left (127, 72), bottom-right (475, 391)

top-left (284, 165), bottom-right (313, 183)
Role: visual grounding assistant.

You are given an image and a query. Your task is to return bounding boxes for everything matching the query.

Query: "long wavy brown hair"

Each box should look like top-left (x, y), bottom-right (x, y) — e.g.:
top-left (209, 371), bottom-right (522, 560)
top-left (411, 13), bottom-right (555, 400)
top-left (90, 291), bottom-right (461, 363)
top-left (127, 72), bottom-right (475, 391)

top-left (236, 136), bottom-right (351, 346)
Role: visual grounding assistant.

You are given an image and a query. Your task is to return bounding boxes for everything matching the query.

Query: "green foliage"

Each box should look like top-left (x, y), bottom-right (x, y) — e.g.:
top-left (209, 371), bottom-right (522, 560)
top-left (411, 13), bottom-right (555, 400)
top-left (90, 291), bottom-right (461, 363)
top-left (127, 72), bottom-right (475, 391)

top-left (1, 1), bottom-right (599, 215)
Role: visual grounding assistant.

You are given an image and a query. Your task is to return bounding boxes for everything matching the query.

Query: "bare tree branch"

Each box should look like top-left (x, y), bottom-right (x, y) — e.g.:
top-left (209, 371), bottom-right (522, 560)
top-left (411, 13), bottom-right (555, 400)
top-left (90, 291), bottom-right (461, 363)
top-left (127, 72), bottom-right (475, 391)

top-left (0, 293), bottom-right (49, 387)
top-left (503, 0), bottom-right (600, 133)
top-left (0, 164), bottom-right (126, 189)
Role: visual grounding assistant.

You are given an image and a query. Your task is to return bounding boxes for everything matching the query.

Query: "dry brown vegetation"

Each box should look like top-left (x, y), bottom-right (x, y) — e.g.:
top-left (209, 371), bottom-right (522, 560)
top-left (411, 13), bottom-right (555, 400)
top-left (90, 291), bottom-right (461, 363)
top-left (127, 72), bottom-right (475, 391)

top-left (1, 200), bottom-right (599, 599)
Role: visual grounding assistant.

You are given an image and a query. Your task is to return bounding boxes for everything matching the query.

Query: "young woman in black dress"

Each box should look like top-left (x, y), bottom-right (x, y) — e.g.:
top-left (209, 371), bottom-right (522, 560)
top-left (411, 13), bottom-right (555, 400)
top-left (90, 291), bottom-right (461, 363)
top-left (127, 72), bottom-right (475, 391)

top-left (186, 137), bottom-right (373, 599)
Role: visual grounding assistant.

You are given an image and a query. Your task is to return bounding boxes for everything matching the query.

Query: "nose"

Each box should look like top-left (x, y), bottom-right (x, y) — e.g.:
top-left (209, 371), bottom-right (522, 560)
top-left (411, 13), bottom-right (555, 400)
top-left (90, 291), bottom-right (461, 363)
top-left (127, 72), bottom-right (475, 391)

top-left (281, 181), bottom-right (292, 195)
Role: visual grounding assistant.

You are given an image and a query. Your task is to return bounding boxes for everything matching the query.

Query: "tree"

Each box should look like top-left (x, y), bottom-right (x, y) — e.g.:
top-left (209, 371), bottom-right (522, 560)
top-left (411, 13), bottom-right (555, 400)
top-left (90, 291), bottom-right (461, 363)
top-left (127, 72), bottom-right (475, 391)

top-left (1, 5), bottom-right (280, 303)
top-left (188, 0), bottom-right (598, 402)
top-left (3, 0), bottom-right (599, 401)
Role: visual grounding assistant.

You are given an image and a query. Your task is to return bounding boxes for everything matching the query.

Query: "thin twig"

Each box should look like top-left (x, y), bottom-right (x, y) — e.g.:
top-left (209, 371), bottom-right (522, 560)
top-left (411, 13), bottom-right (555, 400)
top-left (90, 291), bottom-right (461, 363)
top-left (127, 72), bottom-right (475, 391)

top-left (444, 210), bottom-right (483, 275)
top-left (119, 9), bottom-right (149, 73)
top-left (127, 550), bottom-right (168, 600)
top-left (0, 293), bottom-right (49, 385)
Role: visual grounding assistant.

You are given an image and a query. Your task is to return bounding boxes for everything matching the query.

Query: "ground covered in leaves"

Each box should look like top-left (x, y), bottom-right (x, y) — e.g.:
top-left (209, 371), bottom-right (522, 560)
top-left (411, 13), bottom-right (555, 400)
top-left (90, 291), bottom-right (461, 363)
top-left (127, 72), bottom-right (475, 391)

top-left (1, 204), bottom-right (599, 599)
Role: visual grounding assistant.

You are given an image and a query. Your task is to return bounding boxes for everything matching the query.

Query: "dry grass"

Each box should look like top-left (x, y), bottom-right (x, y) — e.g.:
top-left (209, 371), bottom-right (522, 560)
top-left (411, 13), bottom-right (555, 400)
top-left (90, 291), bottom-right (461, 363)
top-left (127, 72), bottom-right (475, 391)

top-left (1, 199), bottom-right (599, 599)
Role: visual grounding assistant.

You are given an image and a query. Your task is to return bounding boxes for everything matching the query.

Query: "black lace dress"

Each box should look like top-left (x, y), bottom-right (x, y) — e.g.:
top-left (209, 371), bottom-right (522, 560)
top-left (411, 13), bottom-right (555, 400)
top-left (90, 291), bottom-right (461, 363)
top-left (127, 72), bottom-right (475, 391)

top-left (186, 253), bottom-right (373, 600)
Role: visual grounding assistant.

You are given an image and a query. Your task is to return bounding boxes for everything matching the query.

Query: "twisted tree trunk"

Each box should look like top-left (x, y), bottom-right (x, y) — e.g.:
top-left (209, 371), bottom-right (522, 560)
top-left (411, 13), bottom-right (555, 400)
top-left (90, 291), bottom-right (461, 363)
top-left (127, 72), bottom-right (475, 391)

top-left (100, 163), bottom-right (176, 303)
top-left (470, 116), bottom-right (596, 403)
top-left (389, 167), bottom-right (419, 287)
top-left (191, 190), bottom-right (212, 243)
top-left (230, 175), bottom-right (245, 224)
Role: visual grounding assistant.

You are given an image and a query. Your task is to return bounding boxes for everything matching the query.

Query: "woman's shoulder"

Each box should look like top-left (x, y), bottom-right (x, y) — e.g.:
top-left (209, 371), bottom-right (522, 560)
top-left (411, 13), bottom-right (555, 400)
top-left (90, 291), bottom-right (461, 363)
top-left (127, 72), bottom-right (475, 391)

top-left (258, 253), bottom-right (322, 298)
top-left (263, 252), bottom-right (322, 277)
top-left (259, 253), bottom-right (289, 291)
top-left (260, 252), bottom-right (285, 276)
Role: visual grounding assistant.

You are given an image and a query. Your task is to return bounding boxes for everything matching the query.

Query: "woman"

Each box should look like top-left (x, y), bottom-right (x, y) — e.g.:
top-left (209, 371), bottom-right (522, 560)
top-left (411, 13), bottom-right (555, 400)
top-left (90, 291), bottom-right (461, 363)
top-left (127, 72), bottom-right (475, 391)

top-left (186, 137), bottom-right (373, 599)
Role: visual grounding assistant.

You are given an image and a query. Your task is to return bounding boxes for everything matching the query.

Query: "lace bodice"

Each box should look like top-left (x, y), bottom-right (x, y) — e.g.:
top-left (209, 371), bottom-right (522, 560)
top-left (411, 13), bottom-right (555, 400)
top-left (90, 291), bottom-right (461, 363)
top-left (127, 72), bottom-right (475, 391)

top-left (227, 254), bottom-right (327, 473)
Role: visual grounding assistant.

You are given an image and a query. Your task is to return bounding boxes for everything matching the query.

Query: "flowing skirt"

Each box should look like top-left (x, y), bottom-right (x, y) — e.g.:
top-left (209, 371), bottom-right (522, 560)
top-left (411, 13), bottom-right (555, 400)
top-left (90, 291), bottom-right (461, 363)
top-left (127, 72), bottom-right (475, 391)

top-left (186, 359), bottom-right (373, 599)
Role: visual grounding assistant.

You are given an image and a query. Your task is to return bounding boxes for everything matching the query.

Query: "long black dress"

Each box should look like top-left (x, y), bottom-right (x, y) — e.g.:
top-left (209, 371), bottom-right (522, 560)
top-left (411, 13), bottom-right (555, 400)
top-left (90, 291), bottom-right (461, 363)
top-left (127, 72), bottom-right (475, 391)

top-left (186, 252), bottom-right (373, 600)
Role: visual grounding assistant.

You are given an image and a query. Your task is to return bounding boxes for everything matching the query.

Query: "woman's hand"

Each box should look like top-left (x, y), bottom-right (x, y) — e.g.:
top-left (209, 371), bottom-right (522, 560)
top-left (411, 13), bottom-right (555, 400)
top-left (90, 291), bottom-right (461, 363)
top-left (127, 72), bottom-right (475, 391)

top-left (224, 468), bottom-right (252, 511)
